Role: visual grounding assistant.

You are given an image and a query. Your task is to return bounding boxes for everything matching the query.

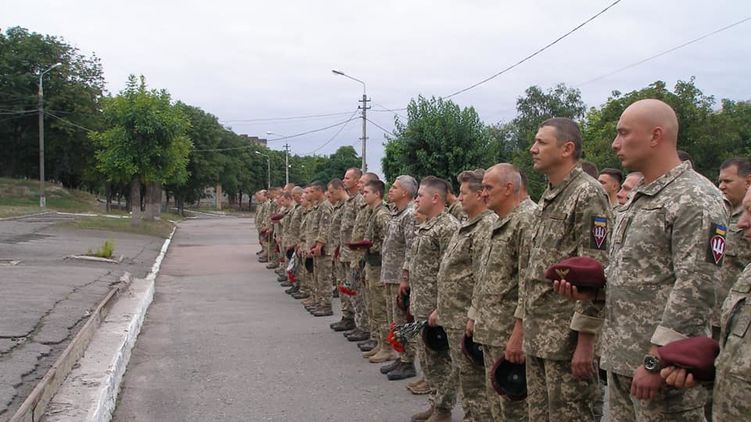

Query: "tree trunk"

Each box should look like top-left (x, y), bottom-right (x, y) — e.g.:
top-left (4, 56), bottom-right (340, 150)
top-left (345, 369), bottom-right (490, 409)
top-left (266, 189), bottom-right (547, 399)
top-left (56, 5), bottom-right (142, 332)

top-left (143, 181), bottom-right (162, 220)
top-left (177, 196), bottom-right (185, 217)
top-left (105, 182), bottom-right (112, 213)
top-left (130, 177), bottom-right (141, 225)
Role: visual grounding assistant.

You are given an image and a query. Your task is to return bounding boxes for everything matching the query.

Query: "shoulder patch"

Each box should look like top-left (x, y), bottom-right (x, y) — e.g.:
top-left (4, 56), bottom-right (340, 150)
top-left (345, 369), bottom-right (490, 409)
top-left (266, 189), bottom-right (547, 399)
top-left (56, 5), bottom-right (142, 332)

top-left (706, 223), bottom-right (727, 266)
top-left (590, 216), bottom-right (608, 250)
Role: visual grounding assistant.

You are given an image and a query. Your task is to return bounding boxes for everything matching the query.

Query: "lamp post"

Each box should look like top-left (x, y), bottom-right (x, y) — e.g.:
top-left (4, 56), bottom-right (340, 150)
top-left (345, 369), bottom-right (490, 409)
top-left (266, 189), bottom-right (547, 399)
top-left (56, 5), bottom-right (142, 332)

top-left (332, 69), bottom-right (369, 171)
top-left (38, 62), bottom-right (62, 208)
top-left (266, 131), bottom-right (289, 185)
top-left (255, 151), bottom-right (271, 189)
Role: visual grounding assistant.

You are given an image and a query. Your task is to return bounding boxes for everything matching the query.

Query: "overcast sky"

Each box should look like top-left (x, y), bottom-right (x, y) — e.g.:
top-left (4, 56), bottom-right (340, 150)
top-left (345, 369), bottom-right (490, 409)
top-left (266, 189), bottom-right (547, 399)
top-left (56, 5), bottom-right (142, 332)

top-left (3, 0), bottom-right (750, 177)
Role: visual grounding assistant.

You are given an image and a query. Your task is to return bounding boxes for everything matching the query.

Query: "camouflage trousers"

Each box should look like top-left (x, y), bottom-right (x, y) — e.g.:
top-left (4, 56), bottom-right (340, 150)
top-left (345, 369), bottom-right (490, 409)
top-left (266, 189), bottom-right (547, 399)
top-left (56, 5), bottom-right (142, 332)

top-left (481, 344), bottom-right (527, 422)
top-left (419, 333), bottom-right (457, 410)
top-left (714, 367), bottom-right (751, 422)
top-left (335, 260), bottom-right (354, 319)
top-left (365, 264), bottom-right (387, 345)
top-left (446, 328), bottom-right (492, 422)
top-left (384, 283), bottom-right (415, 363)
top-left (297, 256), bottom-right (311, 294)
top-left (313, 256), bottom-right (332, 308)
top-left (348, 258), bottom-right (369, 332)
top-left (607, 371), bottom-right (707, 422)
top-left (526, 355), bottom-right (599, 422)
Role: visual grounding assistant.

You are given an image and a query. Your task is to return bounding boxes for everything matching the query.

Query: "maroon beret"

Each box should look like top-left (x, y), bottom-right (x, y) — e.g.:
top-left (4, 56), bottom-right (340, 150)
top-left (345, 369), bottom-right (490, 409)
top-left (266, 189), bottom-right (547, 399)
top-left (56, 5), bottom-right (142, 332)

top-left (544, 256), bottom-right (606, 289)
top-left (270, 213), bottom-right (284, 222)
top-left (658, 336), bottom-right (719, 382)
top-left (346, 240), bottom-right (373, 250)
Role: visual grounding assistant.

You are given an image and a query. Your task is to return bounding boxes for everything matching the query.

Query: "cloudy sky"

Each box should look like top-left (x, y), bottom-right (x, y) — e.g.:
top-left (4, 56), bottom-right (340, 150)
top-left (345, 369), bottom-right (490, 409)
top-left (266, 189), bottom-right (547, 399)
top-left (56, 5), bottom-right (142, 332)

top-left (3, 0), bottom-right (750, 176)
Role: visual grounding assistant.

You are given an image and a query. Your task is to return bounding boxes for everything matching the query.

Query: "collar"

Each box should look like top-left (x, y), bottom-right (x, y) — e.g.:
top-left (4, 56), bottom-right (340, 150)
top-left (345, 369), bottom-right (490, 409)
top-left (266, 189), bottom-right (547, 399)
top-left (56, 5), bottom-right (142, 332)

top-left (633, 161), bottom-right (689, 198)
top-left (460, 209), bottom-right (493, 231)
top-left (542, 165), bottom-right (582, 203)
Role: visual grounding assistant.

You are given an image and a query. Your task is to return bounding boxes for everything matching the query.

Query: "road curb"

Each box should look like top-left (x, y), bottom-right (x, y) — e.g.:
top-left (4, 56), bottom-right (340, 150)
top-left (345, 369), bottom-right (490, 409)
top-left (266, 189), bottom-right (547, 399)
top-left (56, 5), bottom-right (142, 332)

top-left (36, 226), bottom-right (177, 422)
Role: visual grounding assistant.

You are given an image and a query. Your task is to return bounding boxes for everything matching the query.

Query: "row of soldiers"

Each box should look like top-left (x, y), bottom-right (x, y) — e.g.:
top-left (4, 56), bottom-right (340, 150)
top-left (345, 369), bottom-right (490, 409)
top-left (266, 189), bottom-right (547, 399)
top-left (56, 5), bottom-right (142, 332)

top-left (252, 98), bottom-right (750, 422)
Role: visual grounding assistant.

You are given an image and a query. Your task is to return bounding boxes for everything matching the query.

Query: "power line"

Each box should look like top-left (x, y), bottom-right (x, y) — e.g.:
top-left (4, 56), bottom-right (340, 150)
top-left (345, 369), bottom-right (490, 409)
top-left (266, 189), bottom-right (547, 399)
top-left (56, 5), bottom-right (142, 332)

top-left (45, 111), bottom-right (96, 132)
top-left (304, 109), bottom-right (360, 155)
top-left (365, 117), bottom-right (393, 135)
top-left (221, 110), bottom-right (355, 123)
top-left (0, 109), bottom-right (38, 115)
top-left (443, 0), bottom-right (623, 99)
top-left (577, 16), bottom-right (751, 87)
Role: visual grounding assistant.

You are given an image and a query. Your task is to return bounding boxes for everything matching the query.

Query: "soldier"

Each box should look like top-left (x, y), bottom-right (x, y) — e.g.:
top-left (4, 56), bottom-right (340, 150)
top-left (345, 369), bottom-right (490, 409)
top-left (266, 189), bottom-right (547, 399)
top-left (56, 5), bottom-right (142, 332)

top-left (446, 185), bottom-right (466, 222)
top-left (716, 158), bottom-right (751, 338)
top-left (361, 180), bottom-right (394, 363)
top-left (381, 175), bottom-right (419, 381)
top-left (264, 187), bottom-right (282, 268)
top-left (518, 170), bottom-right (536, 212)
top-left (467, 163), bottom-right (535, 422)
top-left (256, 190), bottom-right (270, 262)
top-left (327, 179), bottom-right (354, 329)
top-left (521, 117), bottom-right (610, 422)
top-left (615, 172), bottom-right (642, 206)
top-left (661, 186), bottom-right (751, 421)
top-left (556, 99), bottom-right (727, 420)
top-left (408, 176), bottom-right (460, 422)
top-left (295, 188), bottom-right (314, 302)
top-left (274, 192), bottom-right (292, 282)
top-left (598, 168), bottom-right (623, 207)
top-left (283, 188), bottom-right (304, 294)
top-left (429, 169), bottom-right (497, 422)
top-left (306, 181), bottom-right (334, 317)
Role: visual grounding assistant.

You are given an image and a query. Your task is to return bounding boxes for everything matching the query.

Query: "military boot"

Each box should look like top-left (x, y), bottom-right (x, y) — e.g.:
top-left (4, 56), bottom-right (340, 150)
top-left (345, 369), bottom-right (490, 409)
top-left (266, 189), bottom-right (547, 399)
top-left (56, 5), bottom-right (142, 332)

top-left (425, 408), bottom-right (451, 422)
top-left (407, 379), bottom-right (431, 395)
top-left (258, 256), bottom-right (268, 263)
top-left (357, 339), bottom-right (377, 351)
top-left (368, 347), bottom-right (397, 363)
top-left (313, 306), bottom-right (333, 317)
top-left (291, 290), bottom-right (308, 299)
top-left (410, 405), bottom-right (434, 422)
top-left (362, 344), bottom-right (380, 358)
top-left (280, 280), bottom-right (292, 287)
top-left (285, 285), bottom-right (298, 294)
top-left (387, 361), bottom-right (417, 380)
top-left (407, 377), bottom-right (425, 389)
top-left (265, 262), bottom-right (279, 269)
top-left (346, 330), bottom-right (370, 342)
top-left (380, 359), bottom-right (401, 374)
top-left (330, 318), bottom-right (355, 332)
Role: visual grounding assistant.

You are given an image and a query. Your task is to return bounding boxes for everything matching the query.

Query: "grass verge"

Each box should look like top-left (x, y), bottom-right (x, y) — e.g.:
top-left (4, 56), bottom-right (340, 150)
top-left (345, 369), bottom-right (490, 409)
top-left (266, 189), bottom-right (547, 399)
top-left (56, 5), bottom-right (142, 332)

top-left (61, 216), bottom-right (177, 239)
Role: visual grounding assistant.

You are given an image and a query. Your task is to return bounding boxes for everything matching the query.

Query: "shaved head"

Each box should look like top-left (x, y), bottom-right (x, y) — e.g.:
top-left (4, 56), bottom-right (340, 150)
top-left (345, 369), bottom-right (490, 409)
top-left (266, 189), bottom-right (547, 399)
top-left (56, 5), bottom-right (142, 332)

top-left (621, 99), bottom-right (679, 145)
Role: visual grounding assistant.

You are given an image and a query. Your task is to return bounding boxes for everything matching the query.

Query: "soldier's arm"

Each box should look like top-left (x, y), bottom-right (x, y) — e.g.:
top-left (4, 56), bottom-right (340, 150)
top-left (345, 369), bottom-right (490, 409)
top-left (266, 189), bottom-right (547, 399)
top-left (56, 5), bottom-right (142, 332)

top-left (369, 212), bottom-right (389, 255)
top-left (570, 188), bottom-right (610, 335)
top-left (315, 207), bottom-right (331, 247)
top-left (651, 203), bottom-right (726, 346)
top-left (402, 211), bottom-right (417, 272)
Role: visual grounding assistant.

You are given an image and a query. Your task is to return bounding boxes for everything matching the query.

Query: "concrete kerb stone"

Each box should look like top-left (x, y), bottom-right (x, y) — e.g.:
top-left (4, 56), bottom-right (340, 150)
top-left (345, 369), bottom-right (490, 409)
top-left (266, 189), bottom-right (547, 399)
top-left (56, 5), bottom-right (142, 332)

top-left (40, 226), bottom-right (176, 422)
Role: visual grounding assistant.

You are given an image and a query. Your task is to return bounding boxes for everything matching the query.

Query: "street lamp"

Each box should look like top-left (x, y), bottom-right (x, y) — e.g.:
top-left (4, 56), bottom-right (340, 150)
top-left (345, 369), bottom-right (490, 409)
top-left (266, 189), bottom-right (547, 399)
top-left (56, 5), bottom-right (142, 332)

top-left (266, 131), bottom-right (289, 185)
top-left (332, 69), bottom-right (369, 171)
top-left (255, 151), bottom-right (271, 189)
top-left (38, 62), bottom-right (62, 208)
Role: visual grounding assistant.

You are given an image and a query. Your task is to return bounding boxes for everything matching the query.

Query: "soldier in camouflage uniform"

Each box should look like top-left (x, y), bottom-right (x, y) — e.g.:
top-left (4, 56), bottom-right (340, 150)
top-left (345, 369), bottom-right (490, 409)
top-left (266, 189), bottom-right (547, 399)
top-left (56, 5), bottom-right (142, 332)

top-left (295, 189), bottom-right (314, 301)
top-left (467, 164), bottom-right (535, 422)
top-left (305, 181), bottom-right (334, 316)
top-left (661, 186), bottom-right (751, 421)
top-left (264, 188), bottom-right (281, 267)
top-left (521, 117), bottom-right (610, 422)
top-left (256, 190), bottom-right (270, 262)
top-left (274, 192), bottom-right (292, 282)
top-left (446, 186), bottom-right (466, 222)
top-left (408, 176), bottom-right (460, 422)
top-left (716, 158), bottom-right (751, 337)
top-left (592, 100), bottom-right (727, 421)
top-left (381, 175), bottom-right (419, 380)
top-left (362, 180), bottom-right (395, 363)
top-left (326, 179), bottom-right (353, 327)
top-left (282, 188), bottom-right (304, 292)
top-left (429, 169), bottom-right (496, 422)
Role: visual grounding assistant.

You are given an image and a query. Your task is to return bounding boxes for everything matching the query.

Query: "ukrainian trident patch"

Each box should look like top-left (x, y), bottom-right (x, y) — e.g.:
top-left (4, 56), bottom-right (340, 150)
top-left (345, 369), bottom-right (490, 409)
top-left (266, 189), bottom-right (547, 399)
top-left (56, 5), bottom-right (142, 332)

top-left (590, 216), bottom-right (608, 250)
top-left (706, 223), bottom-right (727, 266)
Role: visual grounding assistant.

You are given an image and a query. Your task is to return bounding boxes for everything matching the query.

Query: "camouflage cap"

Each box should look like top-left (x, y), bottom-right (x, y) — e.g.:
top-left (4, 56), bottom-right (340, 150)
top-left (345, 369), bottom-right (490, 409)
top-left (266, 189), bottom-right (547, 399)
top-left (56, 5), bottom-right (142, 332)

top-left (421, 324), bottom-right (449, 352)
top-left (544, 256), bottom-right (606, 289)
top-left (658, 336), bottom-right (720, 382)
top-left (461, 334), bottom-right (484, 367)
top-left (490, 358), bottom-right (527, 401)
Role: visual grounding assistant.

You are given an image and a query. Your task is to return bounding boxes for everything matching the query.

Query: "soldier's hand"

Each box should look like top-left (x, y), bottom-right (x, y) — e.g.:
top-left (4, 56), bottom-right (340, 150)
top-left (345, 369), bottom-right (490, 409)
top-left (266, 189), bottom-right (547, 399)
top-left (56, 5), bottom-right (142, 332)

top-left (505, 325), bottom-right (525, 364)
top-left (660, 366), bottom-right (696, 389)
top-left (428, 309), bottom-right (439, 327)
top-left (553, 279), bottom-right (597, 301)
top-left (399, 280), bottom-right (409, 296)
top-left (465, 319), bottom-right (474, 337)
top-left (571, 333), bottom-right (596, 379)
top-left (631, 365), bottom-right (663, 400)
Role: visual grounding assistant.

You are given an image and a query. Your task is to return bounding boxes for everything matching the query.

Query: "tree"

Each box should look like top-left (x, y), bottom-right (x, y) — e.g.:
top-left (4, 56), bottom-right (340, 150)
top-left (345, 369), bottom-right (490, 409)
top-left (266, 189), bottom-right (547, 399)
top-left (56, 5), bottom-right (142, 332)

top-left (382, 95), bottom-right (493, 188)
top-left (0, 26), bottom-right (105, 188)
top-left (310, 146), bottom-right (361, 182)
top-left (91, 75), bottom-right (191, 224)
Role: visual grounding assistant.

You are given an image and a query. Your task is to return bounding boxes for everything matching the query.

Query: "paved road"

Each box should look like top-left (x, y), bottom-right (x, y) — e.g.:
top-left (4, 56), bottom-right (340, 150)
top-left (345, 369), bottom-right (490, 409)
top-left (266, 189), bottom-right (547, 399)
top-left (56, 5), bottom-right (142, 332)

top-left (114, 217), bottom-right (433, 422)
top-left (0, 213), bottom-right (163, 420)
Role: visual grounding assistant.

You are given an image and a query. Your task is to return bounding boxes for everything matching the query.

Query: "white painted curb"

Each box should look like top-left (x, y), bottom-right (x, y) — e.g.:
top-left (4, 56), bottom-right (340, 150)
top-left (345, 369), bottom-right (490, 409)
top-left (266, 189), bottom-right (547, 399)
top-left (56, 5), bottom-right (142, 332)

top-left (43, 226), bottom-right (176, 422)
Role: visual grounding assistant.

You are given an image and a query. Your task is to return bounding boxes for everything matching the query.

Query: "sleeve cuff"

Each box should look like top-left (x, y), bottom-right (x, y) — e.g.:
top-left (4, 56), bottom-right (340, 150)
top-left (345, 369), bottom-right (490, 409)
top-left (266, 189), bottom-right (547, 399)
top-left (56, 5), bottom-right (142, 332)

top-left (570, 312), bottom-right (603, 334)
top-left (467, 306), bottom-right (477, 320)
top-left (650, 325), bottom-right (689, 347)
top-left (513, 305), bottom-right (524, 320)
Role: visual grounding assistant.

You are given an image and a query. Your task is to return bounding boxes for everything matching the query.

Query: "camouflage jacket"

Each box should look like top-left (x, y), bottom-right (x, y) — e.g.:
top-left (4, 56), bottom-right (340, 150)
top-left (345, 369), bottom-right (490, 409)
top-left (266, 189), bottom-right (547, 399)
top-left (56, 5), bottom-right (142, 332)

top-left (327, 200), bottom-right (345, 258)
top-left (364, 202), bottom-right (390, 266)
top-left (436, 209), bottom-right (496, 330)
top-left (257, 199), bottom-right (271, 231)
top-left (409, 210), bottom-right (460, 319)
top-left (339, 192), bottom-right (362, 262)
top-left (715, 205), bottom-right (751, 327)
top-left (298, 206), bottom-right (312, 253)
top-left (447, 201), bottom-right (467, 222)
top-left (381, 203), bottom-right (417, 285)
top-left (520, 166), bottom-right (611, 360)
top-left (304, 199), bottom-right (333, 255)
top-left (601, 162), bottom-right (727, 376)
top-left (284, 203), bottom-right (302, 249)
top-left (469, 203), bottom-right (537, 346)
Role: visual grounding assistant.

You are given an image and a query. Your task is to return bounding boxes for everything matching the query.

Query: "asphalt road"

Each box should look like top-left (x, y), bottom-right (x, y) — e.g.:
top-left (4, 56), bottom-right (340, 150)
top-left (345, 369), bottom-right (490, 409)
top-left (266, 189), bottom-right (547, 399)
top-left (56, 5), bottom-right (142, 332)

top-left (113, 217), bottom-right (433, 422)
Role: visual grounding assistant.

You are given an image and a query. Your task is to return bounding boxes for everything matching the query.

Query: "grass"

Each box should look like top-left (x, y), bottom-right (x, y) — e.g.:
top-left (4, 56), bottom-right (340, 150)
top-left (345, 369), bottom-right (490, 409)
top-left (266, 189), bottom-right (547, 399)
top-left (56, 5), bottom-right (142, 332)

top-left (0, 177), bottom-right (99, 217)
top-left (63, 216), bottom-right (176, 239)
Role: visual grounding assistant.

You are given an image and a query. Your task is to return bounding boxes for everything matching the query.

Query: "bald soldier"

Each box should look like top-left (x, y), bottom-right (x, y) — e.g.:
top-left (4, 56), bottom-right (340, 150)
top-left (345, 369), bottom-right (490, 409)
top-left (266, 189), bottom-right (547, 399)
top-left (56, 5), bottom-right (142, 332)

top-left (468, 164), bottom-right (537, 421)
top-left (327, 179), bottom-right (354, 330)
top-left (521, 117), bottom-right (611, 421)
top-left (556, 99), bottom-right (727, 420)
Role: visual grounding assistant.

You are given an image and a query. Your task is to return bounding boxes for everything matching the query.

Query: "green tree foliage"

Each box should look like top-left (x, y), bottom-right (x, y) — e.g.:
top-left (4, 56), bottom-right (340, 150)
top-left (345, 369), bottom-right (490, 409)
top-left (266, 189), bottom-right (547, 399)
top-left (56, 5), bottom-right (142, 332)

top-left (91, 75), bottom-right (191, 223)
top-left (0, 26), bottom-right (105, 188)
top-left (382, 96), bottom-right (492, 188)
top-left (310, 146), bottom-right (361, 182)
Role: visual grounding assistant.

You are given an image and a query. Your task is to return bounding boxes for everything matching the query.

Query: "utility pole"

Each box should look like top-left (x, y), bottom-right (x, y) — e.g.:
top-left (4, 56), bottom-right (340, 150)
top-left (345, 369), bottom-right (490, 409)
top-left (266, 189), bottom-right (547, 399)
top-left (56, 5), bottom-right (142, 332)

top-left (359, 94), bottom-right (370, 172)
top-left (284, 142), bottom-right (290, 184)
top-left (37, 63), bottom-right (62, 208)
